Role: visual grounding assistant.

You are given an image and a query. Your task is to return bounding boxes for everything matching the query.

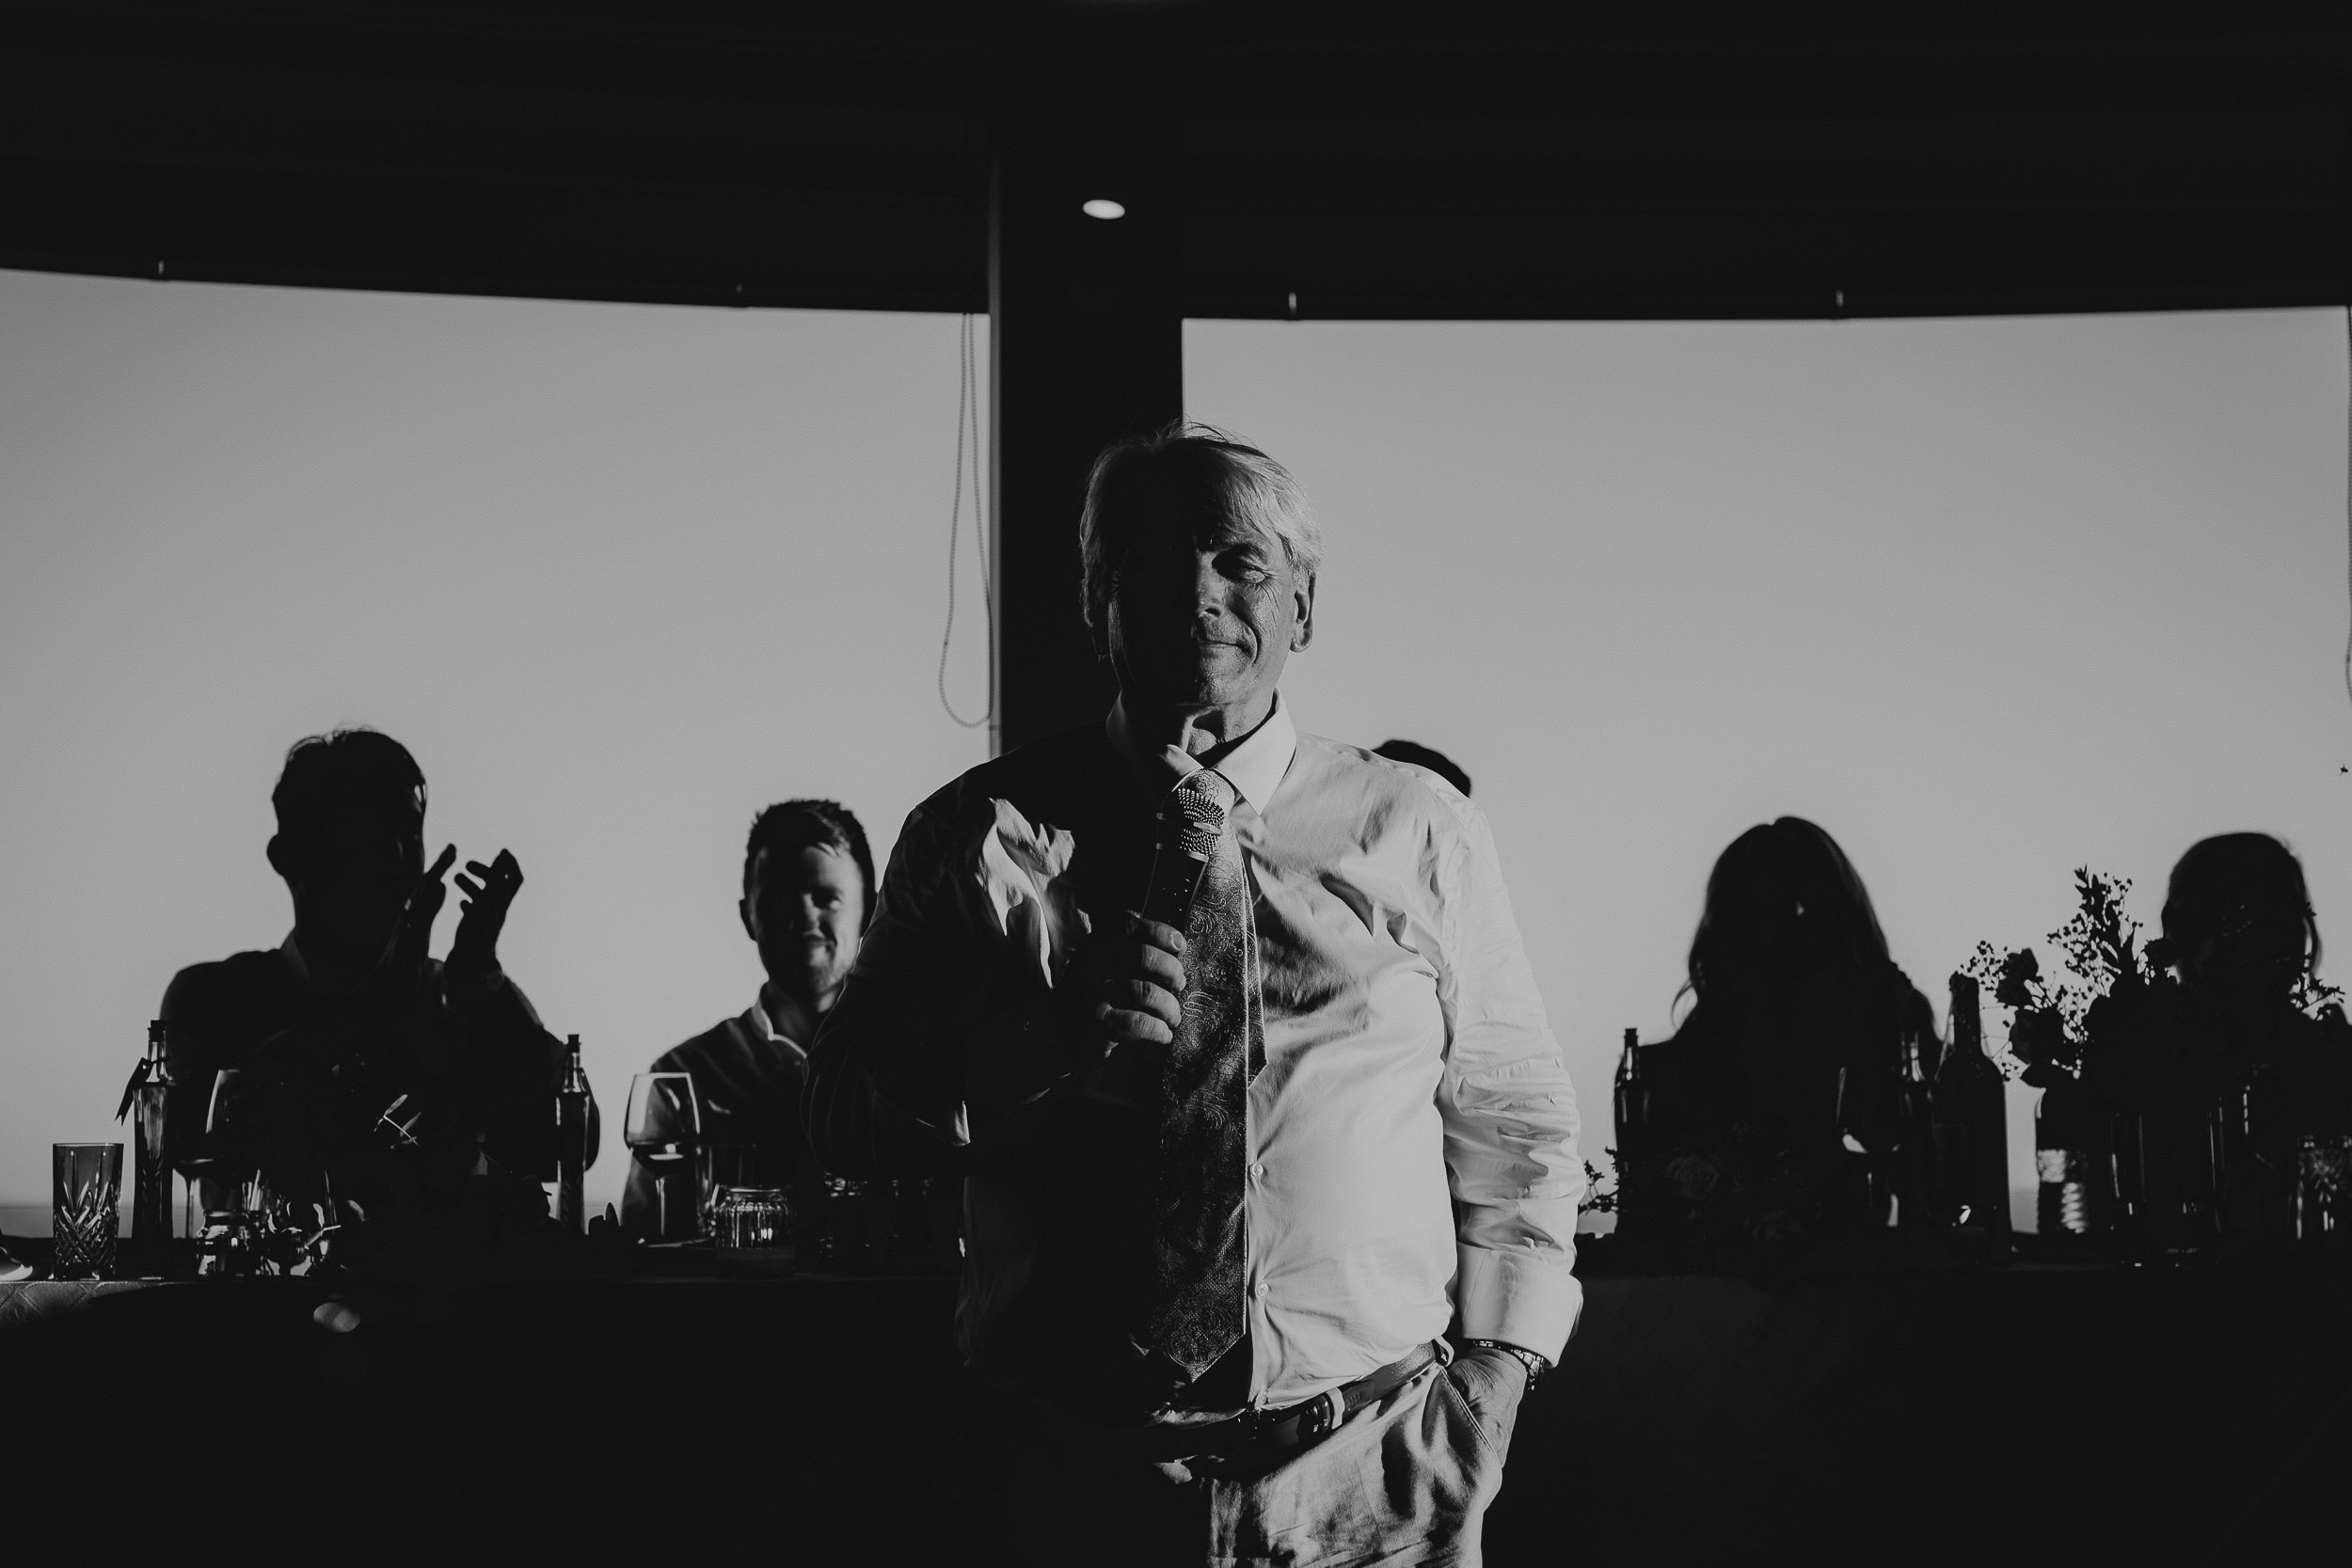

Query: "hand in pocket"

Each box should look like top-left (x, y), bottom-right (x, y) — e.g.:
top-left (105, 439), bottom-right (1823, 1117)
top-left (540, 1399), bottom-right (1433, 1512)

top-left (1445, 1348), bottom-right (1528, 1465)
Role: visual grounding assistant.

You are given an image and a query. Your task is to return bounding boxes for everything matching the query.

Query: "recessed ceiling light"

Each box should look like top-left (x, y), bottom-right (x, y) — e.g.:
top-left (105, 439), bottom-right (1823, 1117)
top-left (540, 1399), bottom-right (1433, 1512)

top-left (1082, 198), bottom-right (1126, 220)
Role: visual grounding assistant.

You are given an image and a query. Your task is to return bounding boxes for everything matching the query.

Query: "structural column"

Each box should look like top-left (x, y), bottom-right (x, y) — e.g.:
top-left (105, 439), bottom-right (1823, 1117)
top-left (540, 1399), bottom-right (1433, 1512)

top-left (988, 79), bottom-right (1184, 754)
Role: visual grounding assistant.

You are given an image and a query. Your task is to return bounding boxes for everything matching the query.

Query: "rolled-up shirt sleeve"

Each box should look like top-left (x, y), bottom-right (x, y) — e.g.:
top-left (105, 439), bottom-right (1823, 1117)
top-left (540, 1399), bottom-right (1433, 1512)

top-left (807, 792), bottom-right (1065, 1175)
top-left (1434, 802), bottom-right (1585, 1363)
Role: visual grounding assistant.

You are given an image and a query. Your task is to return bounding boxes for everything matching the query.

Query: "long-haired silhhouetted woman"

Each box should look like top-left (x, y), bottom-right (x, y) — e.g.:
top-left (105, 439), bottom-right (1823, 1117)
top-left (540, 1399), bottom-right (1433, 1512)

top-left (1628, 817), bottom-right (1934, 1261)
top-left (2083, 832), bottom-right (2350, 1243)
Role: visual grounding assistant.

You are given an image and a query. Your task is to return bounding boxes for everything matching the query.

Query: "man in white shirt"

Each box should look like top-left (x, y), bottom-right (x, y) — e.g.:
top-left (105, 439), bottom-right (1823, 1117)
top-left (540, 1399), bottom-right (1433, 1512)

top-left (808, 424), bottom-right (1581, 1566)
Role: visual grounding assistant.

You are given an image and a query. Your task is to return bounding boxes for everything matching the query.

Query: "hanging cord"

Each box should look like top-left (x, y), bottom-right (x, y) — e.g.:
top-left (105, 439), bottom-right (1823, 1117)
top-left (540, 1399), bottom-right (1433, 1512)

top-left (938, 312), bottom-right (994, 728)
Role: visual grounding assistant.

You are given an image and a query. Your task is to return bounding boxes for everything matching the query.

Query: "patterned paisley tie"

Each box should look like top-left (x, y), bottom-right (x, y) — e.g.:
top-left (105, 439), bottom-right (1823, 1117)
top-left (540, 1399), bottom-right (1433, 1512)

top-left (1141, 767), bottom-right (1261, 1381)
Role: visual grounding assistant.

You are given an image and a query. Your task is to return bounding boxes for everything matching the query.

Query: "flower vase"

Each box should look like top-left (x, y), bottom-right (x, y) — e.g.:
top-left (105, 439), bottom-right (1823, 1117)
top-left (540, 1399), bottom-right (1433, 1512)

top-left (2034, 1079), bottom-right (2110, 1240)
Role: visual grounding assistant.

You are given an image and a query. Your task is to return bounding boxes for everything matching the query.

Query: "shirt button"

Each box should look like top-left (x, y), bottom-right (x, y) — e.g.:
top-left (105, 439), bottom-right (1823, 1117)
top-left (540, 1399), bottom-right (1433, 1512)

top-left (1254, 1282), bottom-right (1270, 1298)
top-left (1248, 1161), bottom-right (1265, 1179)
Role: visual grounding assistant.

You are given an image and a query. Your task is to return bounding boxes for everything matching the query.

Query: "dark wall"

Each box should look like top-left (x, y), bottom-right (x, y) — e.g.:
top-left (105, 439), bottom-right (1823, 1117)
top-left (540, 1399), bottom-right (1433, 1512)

top-left (3, 1), bottom-right (2344, 321)
top-left (991, 103), bottom-right (1183, 751)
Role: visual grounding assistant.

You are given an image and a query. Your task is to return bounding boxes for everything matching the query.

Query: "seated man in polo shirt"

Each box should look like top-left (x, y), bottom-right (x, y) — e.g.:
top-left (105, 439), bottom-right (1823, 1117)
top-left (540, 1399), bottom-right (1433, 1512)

top-left (624, 800), bottom-right (874, 1237)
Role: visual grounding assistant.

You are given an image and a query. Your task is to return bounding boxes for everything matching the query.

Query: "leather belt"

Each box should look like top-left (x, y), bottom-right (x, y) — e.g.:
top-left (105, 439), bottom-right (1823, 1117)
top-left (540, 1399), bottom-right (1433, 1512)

top-left (1155, 1339), bottom-right (1443, 1459)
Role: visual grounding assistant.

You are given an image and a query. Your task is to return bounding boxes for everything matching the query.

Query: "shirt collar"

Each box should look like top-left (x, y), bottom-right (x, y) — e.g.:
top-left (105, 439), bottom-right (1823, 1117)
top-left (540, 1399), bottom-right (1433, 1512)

top-left (1105, 689), bottom-right (1298, 817)
top-left (745, 996), bottom-right (810, 1063)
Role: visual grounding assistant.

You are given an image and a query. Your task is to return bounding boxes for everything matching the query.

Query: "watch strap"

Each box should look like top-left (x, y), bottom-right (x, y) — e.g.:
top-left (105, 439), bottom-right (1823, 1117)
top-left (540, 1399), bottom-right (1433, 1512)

top-left (1462, 1338), bottom-right (1550, 1391)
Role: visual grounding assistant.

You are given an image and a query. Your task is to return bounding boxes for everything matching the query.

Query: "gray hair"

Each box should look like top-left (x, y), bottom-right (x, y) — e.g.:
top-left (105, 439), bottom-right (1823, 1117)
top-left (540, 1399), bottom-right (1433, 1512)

top-left (1077, 421), bottom-right (1323, 641)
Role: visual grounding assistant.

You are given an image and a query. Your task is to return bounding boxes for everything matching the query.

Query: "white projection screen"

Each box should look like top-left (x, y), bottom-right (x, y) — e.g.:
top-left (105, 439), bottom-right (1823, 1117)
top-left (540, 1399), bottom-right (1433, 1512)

top-left (2, 267), bottom-right (2344, 1231)
top-left (1186, 311), bottom-right (2349, 1228)
top-left (0, 271), bottom-right (995, 1227)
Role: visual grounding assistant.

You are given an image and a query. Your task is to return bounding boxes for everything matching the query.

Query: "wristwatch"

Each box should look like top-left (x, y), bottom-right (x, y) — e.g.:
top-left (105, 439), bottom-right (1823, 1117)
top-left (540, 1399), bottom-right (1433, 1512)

top-left (1461, 1338), bottom-right (1550, 1392)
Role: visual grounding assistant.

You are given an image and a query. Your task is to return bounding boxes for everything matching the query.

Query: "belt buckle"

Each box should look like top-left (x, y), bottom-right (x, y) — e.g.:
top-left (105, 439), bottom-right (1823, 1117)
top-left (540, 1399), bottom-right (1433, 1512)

top-left (1261, 1382), bottom-right (1355, 1448)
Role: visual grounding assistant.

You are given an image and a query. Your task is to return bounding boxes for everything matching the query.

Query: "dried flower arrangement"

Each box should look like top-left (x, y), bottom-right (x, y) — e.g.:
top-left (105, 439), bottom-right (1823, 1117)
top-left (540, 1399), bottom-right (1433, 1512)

top-left (1963, 869), bottom-right (2156, 1087)
top-left (1965, 867), bottom-right (2345, 1089)
top-left (1579, 1155), bottom-right (1619, 1215)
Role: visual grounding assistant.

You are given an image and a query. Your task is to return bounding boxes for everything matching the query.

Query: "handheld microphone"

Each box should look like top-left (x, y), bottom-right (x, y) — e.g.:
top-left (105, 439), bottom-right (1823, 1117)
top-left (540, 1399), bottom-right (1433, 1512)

top-left (1083, 784), bottom-right (1222, 1113)
top-left (1138, 789), bottom-right (1224, 934)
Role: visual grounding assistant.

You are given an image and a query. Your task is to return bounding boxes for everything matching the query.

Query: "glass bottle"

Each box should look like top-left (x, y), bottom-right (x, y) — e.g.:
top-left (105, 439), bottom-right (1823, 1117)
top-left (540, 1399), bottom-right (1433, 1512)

top-left (2108, 1107), bottom-right (2145, 1245)
top-left (819, 1175), bottom-right (871, 1265)
top-left (2296, 1133), bottom-right (2348, 1243)
top-left (916, 1174), bottom-right (965, 1274)
top-left (1892, 1016), bottom-right (1939, 1231)
top-left (1934, 974), bottom-right (2010, 1237)
top-left (2212, 1068), bottom-right (2290, 1246)
top-left (1612, 1027), bottom-right (1648, 1235)
top-left (130, 1021), bottom-right (175, 1273)
top-left (2139, 1099), bottom-right (2216, 1261)
top-left (556, 1033), bottom-right (591, 1233)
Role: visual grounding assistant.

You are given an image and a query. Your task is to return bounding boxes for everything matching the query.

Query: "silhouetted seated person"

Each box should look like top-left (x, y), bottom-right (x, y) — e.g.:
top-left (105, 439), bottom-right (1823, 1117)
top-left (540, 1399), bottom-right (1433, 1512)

top-left (624, 800), bottom-right (874, 1240)
top-left (2083, 832), bottom-right (2350, 1240)
top-left (1625, 817), bottom-right (1934, 1264)
top-left (159, 729), bottom-right (562, 1252)
top-left (1372, 738), bottom-right (1471, 798)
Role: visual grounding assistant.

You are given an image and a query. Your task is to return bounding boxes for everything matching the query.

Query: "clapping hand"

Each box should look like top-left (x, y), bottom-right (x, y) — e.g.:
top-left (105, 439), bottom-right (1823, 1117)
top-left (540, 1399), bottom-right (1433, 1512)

top-left (383, 845), bottom-right (458, 996)
top-left (448, 848), bottom-right (524, 990)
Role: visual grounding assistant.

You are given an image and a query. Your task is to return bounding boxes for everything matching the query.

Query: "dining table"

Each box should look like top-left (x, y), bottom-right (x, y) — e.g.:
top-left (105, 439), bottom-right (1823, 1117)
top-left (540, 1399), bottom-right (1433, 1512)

top-left (3, 1227), bottom-right (2343, 1562)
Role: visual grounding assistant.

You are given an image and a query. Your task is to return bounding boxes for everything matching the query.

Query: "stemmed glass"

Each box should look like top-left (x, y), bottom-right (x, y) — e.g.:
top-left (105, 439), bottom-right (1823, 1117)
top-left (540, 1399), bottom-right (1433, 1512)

top-left (624, 1072), bottom-right (703, 1239)
top-left (201, 1069), bottom-right (267, 1216)
top-left (1835, 1064), bottom-right (1894, 1228)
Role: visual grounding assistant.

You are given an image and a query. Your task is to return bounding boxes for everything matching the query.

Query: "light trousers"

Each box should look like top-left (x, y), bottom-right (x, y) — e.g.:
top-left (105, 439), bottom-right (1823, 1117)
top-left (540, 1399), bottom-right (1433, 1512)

top-left (970, 1342), bottom-right (1517, 1568)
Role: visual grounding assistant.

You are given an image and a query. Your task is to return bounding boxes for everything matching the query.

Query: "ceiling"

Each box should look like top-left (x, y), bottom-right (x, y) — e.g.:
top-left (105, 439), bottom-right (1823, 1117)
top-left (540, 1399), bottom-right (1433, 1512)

top-left (2, 1), bottom-right (2344, 320)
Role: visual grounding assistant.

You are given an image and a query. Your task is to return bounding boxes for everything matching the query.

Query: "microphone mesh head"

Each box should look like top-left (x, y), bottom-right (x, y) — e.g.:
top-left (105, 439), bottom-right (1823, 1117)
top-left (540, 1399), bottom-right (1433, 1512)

top-left (1169, 771), bottom-right (1231, 858)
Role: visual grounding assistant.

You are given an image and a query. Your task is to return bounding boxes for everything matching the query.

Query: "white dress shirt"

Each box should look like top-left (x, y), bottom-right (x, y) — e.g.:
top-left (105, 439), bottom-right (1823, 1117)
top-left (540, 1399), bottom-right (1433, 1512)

top-left (815, 695), bottom-right (1583, 1412)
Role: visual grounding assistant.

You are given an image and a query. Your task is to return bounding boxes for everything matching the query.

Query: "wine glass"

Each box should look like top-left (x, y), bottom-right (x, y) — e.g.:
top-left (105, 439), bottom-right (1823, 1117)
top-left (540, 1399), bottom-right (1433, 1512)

top-left (201, 1069), bottom-right (267, 1217)
top-left (1835, 1063), bottom-right (1895, 1228)
top-left (624, 1072), bottom-right (703, 1239)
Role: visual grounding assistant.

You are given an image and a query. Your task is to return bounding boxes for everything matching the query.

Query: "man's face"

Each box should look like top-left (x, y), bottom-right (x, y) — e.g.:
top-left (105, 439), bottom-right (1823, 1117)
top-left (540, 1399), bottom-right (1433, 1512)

top-left (740, 845), bottom-right (866, 1009)
top-left (1103, 487), bottom-right (1314, 718)
top-left (285, 808), bottom-right (425, 961)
